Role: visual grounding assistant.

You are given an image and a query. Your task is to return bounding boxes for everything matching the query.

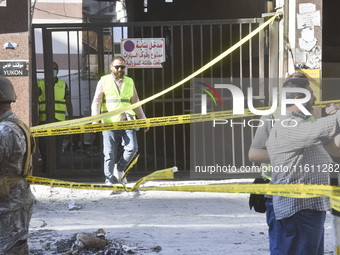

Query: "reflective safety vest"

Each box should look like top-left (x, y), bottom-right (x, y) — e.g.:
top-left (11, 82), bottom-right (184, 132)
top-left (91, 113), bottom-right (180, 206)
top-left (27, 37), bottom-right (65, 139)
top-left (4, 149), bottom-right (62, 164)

top-left (100, 75), bottom-right (136, 123)
top-left (261, 110), bottom-right (316, 181)
top-left (38, 79), bottom-right (67, 122)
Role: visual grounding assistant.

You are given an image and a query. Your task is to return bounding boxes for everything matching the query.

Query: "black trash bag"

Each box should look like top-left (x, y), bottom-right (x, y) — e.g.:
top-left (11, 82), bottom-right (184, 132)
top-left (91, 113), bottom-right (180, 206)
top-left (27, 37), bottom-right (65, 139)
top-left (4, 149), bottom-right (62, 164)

top-left (249, 178), bottom-right (270, 213)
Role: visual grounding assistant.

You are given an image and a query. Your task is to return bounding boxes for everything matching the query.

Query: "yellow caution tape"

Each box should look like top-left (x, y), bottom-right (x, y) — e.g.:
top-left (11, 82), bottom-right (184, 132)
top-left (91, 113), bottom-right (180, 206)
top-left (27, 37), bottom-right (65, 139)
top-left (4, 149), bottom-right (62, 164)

top-left (121, 153), bottom-right (140, 182)
top-left (26, 166), bottom-right (177, 192)
top-left (139, 183), bottom-right (340, 198)
top-left (313, 99), bottom-right (340, 109)
top-left (139, 182), bottom-right (340, 211)
top-left (26, 175), bottom-right (126, 191)
top-left (130, 166), bottom-right (178, 191)
top-left (30, 110), bottom-right (223, 137)
top-left (26, 168), bottom-right (340, 210)
top-left (31, 13), bottom-right (280, 132)
top-left (31, 99), bottom-right (340, 137)
top-left (336, 246), bottom-right (340, 255)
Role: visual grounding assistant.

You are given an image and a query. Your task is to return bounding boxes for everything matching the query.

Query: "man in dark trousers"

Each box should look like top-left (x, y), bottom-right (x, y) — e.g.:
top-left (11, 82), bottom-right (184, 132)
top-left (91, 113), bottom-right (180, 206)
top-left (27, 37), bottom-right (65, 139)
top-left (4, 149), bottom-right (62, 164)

top-left (38, 61), bottom-right (73, 170)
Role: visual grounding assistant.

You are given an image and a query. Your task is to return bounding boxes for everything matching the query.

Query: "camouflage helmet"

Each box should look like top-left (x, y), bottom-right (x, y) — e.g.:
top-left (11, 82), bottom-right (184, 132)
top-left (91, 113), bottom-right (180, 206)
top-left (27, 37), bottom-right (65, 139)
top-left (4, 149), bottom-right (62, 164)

top-left (0, 77), bottom-right (17, 103)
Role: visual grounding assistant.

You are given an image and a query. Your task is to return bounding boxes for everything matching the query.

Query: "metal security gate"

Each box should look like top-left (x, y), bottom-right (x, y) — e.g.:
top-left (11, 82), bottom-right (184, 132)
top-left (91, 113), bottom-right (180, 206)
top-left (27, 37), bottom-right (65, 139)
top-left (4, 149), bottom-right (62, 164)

top-left (31, 18), bottom-right (268, 178)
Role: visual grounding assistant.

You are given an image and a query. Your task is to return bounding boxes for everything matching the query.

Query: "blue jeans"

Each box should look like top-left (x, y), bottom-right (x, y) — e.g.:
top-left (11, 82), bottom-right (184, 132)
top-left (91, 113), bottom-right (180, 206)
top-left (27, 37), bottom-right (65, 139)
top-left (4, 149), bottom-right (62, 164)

top-left (276, 209), bottom-right (325, 255)
top-left (266, 199), bottom-right (284, 255)
top-left (102, 129), bottom-right (138, 182)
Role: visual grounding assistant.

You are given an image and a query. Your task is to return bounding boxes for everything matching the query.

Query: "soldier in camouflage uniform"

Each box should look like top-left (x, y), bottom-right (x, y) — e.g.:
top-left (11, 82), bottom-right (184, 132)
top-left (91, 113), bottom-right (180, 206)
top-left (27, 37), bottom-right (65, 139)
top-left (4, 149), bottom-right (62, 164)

top-left (0, 77), bottom-right (35, 255)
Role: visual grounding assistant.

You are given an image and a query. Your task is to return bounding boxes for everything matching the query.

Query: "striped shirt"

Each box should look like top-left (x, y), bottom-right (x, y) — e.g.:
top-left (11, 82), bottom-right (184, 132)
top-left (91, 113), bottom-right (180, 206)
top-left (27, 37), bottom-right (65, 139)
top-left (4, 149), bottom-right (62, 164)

top-left (266, 110), bottom-right (340, 220)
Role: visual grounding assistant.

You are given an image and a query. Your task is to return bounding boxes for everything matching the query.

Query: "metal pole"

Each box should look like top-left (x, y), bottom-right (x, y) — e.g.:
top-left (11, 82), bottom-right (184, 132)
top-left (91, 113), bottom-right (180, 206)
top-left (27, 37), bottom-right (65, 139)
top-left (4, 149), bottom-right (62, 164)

top-left (283, 0), bottom-right (289, 76)
top-left (268, 14), bottom-right (279, 105)
top-left (331, 174), bottom-right (340, 254)
top-left (42, 28), bottom-right (56, 174)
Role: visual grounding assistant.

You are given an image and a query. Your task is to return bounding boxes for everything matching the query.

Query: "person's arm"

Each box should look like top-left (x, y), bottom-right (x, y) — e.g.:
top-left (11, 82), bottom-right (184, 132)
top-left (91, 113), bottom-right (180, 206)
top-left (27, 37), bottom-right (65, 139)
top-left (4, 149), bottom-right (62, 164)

top-left (131, 82), bottom-right (149, 132)
top-left (248, 115), bottom-right (273, 163)
top-left (279, 110), bottom-right (340, 150)
top-left (248, 148), bottom-right (270, 163)
top-left (325, 134), bottom-right (340, 157)
top-left (65, 98), bottom-right (73, 120)
top-left (324, 104), bottom-right (340, 157)
top-left (64, 83), bottom-right (73, 120)
top-left (91, 80), bottom-right (104, 124)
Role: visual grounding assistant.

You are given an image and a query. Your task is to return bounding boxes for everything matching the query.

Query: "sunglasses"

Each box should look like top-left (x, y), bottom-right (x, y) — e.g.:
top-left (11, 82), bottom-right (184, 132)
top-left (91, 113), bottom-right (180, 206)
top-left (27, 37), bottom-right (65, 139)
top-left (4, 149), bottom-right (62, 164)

top-left (113, 65), bottom-right (126, 70)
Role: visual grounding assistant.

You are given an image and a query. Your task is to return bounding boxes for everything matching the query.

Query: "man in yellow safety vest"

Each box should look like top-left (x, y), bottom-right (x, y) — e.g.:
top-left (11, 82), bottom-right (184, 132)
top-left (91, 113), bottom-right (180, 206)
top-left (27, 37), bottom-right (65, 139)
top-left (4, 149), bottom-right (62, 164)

top-left (38, 61), bottom-right (73, 171)
top-left (91, 56), bottom-right (149, 184)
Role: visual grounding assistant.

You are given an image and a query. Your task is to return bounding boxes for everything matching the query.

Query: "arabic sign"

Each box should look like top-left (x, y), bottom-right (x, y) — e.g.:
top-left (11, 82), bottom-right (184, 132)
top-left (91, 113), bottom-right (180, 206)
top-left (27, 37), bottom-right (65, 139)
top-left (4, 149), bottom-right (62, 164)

top-left (121, 38), bottom-right (165, 68)
top-left (0, 61), bottom-right (28, 76)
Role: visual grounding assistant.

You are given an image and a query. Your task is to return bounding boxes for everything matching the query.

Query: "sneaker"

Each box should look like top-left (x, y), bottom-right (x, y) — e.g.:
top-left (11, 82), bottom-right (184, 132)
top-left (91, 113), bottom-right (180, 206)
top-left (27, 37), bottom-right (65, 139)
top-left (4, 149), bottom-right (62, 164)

top-left (113, 164), bottom-right (127, 184)
top-left (105, 180), bottom-right (115, 185)
top-left (117, 170), bottom-right (128, 184)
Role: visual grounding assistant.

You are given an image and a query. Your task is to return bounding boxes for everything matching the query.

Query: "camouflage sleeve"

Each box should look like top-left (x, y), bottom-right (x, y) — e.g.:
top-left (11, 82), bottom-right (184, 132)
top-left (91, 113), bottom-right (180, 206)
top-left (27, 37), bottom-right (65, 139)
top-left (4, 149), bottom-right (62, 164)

top-left (0, 125), bottom-right (16, 164)
top-left (0, 122), bottom-right (26, 175)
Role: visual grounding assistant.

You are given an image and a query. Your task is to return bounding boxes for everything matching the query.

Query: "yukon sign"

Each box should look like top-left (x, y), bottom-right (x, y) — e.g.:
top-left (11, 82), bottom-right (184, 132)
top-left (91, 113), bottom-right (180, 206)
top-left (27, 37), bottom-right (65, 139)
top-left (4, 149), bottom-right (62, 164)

top-left (0, 61), bottom-right (28, 77)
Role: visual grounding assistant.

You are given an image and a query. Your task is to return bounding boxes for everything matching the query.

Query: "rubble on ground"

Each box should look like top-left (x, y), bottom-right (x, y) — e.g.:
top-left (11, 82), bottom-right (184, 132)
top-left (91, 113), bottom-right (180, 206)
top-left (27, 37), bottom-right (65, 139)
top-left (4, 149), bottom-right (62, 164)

top-left (29, 228), bottom-right (162, 255)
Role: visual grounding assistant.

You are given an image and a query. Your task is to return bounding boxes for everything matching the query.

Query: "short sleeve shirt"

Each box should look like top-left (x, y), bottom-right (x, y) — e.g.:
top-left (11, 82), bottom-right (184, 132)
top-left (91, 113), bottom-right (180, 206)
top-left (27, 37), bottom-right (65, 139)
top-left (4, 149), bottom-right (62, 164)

top-left (250, 114), bottom-right (275, 150)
